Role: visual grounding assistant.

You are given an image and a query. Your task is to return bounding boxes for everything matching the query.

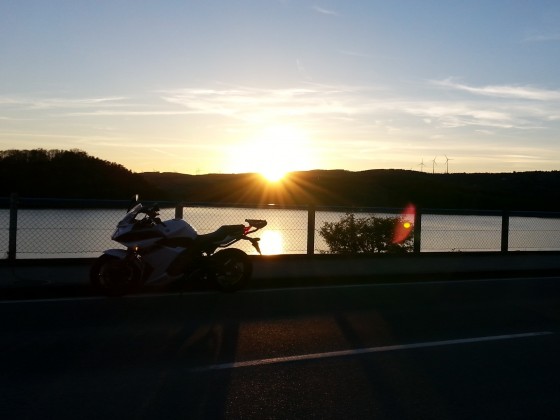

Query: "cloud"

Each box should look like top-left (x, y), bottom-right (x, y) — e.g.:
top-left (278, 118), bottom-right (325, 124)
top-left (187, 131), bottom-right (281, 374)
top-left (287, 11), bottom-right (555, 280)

top-left (4, 82), bottom-right (559, 140)
top-left (421, 79), bottom-right (560, 130)
top-left (401, 100), bottom-right (551, 130)
top-left (156, 82), bottom-right (560, 135)
top-left (338, 50), bottom-right (372, 58)
top-left (312, 5), bottom-right (338, 16)
top-left (63, 110), bottom-right (192, 117)
top-left (296, 59), bottom-right (312, 81)
top-left (523, 33), bottom-right (560, 42)
top-left (433, 79), bottom-right (560, 101)
top-left (159, 86), bottom-right (368, 122)
top-left (0, 95), bottom-right (128, 110)
top-left (0, 94), bottom-right (192, 117)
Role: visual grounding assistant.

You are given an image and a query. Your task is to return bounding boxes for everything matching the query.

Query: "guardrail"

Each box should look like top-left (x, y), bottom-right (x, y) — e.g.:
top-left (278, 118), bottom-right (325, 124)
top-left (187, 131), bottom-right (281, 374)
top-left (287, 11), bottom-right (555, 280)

top-left (2, 194), bottom-right (560, 259)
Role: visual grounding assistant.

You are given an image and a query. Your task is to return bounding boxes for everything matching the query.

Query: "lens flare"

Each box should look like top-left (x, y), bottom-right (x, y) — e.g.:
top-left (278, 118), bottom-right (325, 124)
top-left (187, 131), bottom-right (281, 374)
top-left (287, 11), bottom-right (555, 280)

top-left (393, 204), bottom-right (415, 244)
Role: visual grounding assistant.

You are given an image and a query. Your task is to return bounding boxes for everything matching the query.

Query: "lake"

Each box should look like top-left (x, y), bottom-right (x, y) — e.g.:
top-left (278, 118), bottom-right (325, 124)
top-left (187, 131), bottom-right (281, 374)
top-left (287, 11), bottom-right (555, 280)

top-left (1, 207), bottom-right (559, 259)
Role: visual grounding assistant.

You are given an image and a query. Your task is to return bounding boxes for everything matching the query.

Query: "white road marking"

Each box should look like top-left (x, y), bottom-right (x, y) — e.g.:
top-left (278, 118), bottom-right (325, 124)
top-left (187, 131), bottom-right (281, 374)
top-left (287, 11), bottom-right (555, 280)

top-left (191, 331), bottom-right (554, 372)
top-left (0, 290), bottom-right (217, 304)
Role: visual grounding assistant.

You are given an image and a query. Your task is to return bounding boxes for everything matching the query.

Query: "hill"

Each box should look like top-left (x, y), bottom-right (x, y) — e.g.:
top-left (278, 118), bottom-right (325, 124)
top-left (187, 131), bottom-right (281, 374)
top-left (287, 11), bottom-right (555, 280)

top-left (142, 169), bottom-right (560, 211)
top-left (0, 149), bottom-right (163, 200)
top-left (2, 149), bottom-right (559, 211)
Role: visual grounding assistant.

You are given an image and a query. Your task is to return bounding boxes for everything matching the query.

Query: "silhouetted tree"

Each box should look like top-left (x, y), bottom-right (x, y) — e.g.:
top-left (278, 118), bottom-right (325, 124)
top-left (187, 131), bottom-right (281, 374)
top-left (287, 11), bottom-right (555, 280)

top-left (319, 213), bottom-right (414, 254)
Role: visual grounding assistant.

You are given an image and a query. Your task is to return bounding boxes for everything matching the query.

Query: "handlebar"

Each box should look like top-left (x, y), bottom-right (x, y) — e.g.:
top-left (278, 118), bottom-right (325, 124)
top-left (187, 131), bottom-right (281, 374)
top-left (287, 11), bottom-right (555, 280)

top-left (137, 204), bottom-right (165, 226)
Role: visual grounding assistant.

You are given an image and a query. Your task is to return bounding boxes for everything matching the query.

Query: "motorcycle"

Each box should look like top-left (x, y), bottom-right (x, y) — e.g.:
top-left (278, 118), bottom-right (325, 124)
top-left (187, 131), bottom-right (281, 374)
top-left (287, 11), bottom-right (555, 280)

top-left (91, 197), bottom-right (267, 296)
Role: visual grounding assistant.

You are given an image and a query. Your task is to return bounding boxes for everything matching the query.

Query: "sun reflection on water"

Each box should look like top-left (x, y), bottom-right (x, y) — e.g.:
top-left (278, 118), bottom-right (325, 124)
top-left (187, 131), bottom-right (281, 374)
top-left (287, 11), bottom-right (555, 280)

top-left (259, 230), bottom-right (284, 255)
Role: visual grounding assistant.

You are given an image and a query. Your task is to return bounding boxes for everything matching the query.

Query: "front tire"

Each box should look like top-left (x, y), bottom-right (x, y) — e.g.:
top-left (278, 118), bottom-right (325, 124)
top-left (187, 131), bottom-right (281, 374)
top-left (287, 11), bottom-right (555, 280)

top-left (90, 254), bottom-right (142, 297)
top-left (212, 248), bottom-right (252, 292)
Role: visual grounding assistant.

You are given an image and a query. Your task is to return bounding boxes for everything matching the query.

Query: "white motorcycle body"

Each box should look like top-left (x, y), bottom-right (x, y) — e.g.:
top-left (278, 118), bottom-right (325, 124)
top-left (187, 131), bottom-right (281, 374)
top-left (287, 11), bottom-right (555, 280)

top-left (92, 200), bottom-right (266, 296)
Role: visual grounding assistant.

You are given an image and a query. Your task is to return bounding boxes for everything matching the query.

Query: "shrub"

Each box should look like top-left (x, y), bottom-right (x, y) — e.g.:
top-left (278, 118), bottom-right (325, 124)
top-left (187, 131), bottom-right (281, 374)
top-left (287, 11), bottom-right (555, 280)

top-left (319, 213), bottom-right (414, 254)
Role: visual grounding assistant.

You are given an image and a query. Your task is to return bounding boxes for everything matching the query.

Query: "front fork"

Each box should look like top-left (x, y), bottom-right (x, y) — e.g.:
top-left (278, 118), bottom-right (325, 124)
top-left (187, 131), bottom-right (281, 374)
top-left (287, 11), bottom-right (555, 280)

top-left (105, 248), bottom-right (147, 282)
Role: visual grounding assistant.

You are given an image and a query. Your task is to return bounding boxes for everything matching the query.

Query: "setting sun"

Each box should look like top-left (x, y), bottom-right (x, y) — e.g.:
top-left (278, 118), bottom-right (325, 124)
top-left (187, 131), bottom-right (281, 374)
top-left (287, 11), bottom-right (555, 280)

top-left (228, 125), bottom-right (314, 181)
top-left (256, 125), bottom-right (310, 182)
top-left (261, 168), bottom-right (286, 182)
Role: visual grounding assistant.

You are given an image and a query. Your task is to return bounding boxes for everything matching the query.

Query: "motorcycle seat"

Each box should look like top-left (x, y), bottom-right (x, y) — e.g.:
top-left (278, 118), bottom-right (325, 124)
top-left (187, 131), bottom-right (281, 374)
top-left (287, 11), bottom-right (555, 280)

top-left (196, 224), bottom-right (245, 245)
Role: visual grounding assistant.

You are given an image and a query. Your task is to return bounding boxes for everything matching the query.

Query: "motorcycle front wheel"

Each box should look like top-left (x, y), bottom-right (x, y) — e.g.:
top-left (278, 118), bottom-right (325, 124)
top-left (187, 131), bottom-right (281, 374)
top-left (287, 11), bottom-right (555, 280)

top-left (90, 254), bottom-right (142, 297)
top-left (212, 248), bottom-right (252, 292)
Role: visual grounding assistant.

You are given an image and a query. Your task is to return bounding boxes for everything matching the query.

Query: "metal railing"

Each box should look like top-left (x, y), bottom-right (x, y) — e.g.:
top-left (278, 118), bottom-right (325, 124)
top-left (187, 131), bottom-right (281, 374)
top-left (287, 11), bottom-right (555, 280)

top-left (2, 194), bottom-right (560, 259)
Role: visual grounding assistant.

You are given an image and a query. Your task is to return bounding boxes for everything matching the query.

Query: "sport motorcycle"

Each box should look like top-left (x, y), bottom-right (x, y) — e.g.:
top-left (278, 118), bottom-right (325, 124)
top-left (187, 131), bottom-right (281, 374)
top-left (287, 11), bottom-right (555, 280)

top-left (91, 197), bottom-right (267, 296)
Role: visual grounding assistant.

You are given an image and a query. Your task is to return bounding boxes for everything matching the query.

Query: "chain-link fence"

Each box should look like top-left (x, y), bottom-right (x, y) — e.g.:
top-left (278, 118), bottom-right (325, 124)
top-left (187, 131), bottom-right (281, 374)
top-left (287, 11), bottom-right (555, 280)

top-left (182, 205), bottom-right (310, 255)
top-left (0, 207), bottom-right (9, 258)
top-left (509, 212), bottom-right (560, 251)
top-left (1, 197), bottom-right (559, 259)
top-left (419, 212), bottom-right (503, 252)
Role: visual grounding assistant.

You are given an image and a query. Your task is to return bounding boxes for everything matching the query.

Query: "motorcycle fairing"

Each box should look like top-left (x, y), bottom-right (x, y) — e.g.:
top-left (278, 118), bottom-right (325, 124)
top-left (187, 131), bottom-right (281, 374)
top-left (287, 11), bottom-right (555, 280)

top-left (114, 229), bottom-right (165, 244)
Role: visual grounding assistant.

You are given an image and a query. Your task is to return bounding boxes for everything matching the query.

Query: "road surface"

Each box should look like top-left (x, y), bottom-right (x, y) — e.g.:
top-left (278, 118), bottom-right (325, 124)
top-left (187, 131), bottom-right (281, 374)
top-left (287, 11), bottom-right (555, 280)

top-left (2, 276), bottom-right (560, 419)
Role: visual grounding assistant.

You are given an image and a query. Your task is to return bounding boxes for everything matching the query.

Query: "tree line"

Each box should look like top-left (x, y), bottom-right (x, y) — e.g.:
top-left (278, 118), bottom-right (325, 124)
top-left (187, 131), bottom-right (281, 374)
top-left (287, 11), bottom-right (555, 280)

top-left (0, 149), bottom-right (162, 200)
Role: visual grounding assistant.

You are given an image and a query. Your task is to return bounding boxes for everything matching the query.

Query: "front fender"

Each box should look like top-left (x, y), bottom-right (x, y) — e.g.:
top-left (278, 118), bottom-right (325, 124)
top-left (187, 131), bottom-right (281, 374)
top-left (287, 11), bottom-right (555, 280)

top-left (103, 249), bottom-right (129, 259)
top-left (101, 249), bottom-right (146, 279)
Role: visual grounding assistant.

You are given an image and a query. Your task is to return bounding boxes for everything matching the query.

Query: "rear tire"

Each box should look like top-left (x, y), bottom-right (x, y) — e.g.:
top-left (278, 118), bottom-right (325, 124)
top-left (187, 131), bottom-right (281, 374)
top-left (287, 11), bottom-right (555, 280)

top-left (212, 248), bottom-right (252, 292)
top-left (90, 254), bottom-right (142, 297)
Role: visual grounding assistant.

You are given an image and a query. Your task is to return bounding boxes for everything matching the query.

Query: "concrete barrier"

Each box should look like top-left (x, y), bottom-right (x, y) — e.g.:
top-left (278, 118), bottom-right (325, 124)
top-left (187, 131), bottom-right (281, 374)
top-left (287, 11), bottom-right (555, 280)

top-left (254, 252), bottom-right (560, 278)
top-left (1, 252), bottom-right (559, 294)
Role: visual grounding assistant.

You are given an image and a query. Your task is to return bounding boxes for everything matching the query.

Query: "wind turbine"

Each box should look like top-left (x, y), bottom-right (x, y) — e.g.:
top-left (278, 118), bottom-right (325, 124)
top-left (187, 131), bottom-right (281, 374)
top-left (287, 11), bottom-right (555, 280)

top-left (444, 155), bottom-right (453, 174)
top-left (418, 158), bottom-right (425, 172)
top-left (432, 156), bottom-right (437, 174)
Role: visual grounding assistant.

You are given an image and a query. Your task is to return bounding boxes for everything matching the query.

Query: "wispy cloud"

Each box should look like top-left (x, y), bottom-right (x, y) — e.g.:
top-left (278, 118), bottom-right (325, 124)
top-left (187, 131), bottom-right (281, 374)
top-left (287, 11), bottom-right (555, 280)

top-left (157, 82), bottom-right (560, 135)
top-left (0, 94), bottom-right (190, 117)
top-left (3, 82), bottom-right (559, 144)
top-left (63, 110), bottom-right (192, 117)
top-left (159, 86), bottom-right (367, 122)
top-left (0, 95), bottom-right (128, 110)
top-left (402, 103), bottom-right (515, 128)
top-left (433, 79), bottom-right (560, 101)
top-left (312, 5), bottom-right (338, 16)
top-left (338, 49), bottom-right (372, 58)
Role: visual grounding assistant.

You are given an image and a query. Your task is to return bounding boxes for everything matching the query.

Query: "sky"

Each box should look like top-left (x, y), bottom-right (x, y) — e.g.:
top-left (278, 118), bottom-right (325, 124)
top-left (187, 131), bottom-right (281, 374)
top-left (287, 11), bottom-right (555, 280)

top-left (2, 0), bottom-right (560, 176)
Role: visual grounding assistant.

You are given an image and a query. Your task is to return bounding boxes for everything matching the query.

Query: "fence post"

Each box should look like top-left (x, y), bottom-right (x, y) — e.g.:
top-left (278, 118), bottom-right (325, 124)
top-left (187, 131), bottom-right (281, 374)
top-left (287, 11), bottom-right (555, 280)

top-left (8, 193), bottom-right (18, 261)
top-left (307, 204), bottom-right (316, 255)
top-left (501, 210), bottom-right (510, 253)
top-left (175, 203), bottom-right (183, 219)
top-left (413, 208), bottom-right (422, 253)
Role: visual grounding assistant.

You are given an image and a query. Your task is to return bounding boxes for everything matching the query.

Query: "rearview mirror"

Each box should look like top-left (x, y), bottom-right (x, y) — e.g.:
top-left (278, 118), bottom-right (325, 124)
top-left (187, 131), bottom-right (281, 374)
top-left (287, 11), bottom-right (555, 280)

top-left (126, 194), bottom-right (140, 213)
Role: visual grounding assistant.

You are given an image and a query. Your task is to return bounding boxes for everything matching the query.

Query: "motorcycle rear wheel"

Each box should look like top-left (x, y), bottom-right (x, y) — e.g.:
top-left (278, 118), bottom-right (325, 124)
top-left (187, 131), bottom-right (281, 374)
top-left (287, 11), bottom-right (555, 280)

top-left (212, 248), bottom-right (252, 292)
top-left (90, 254), bottom-right (142, 297)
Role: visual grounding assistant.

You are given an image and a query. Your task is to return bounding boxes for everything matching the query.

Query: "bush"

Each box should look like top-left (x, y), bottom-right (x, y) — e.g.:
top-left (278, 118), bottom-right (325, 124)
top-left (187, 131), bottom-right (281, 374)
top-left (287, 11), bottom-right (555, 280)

top-left (319, 213), bottom-right (414, 254)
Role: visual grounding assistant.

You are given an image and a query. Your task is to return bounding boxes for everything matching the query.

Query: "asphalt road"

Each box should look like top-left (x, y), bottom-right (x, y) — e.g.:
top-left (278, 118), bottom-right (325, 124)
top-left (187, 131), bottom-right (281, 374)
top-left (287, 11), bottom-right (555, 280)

top-left (2, 276), bottom-right (560, 419)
